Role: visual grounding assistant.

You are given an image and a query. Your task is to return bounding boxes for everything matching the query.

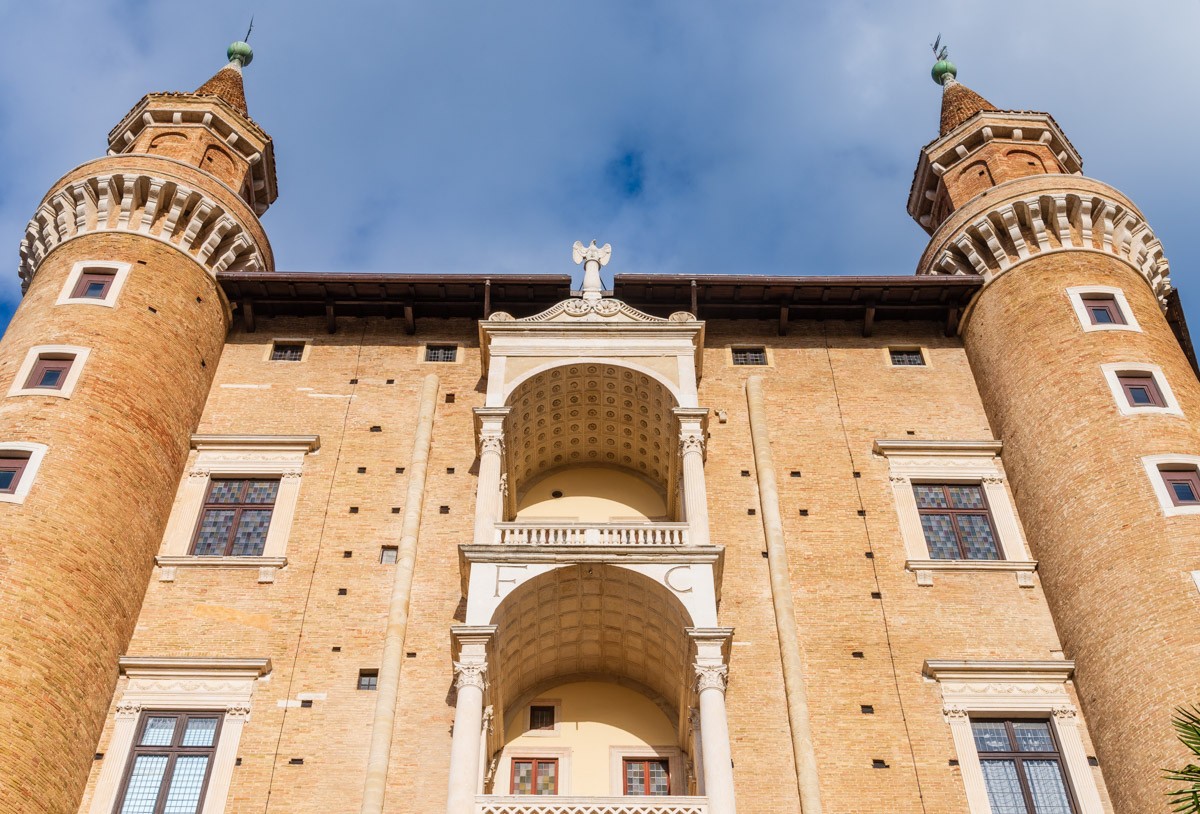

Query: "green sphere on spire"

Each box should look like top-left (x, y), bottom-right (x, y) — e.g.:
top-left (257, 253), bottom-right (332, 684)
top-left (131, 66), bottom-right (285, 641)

top-left (227, 41), bottom-right (253, 67)
top-left (931, 58), bottom-right (956, 85)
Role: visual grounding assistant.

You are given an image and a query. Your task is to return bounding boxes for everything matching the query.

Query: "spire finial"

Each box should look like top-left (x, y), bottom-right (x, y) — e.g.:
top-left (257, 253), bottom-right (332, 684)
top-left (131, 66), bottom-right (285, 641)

top-left (572, 240), bottom-right (612, 301)
top-left (930, 34), bottom-right (956, 86)
top-left (227, 19), bottom-right (254, 68)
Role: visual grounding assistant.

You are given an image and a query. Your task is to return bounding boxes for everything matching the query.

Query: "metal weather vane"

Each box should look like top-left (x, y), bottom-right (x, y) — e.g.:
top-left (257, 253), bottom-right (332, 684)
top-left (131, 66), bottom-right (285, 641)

top-left (931, 34), bottom-right (948, 62)
top-left (244, 16), bottom-right (255, 43)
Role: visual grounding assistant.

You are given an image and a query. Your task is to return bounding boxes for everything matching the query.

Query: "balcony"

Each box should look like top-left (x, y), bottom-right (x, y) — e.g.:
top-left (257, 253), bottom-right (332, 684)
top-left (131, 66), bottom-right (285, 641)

top-left (476, 797), bottom-right (709, 814)
top-left (494, 522), bottom-right (690, 547)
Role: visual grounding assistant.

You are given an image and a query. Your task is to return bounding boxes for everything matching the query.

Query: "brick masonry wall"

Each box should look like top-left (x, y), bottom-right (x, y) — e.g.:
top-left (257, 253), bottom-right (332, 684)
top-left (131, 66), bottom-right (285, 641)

top-left (73, 310), bottom-right (1117, 813)
top-left (963, 254), bottom-right (1200, 814)
top-left (0, 232), bottom-right (227, 814)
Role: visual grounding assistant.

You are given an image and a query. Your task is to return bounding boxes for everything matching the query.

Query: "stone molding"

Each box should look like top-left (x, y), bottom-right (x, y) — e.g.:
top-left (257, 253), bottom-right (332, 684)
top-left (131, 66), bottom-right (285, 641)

top-left (491, 297), bottom-right (695, 325)
top-left (19, 170), bottom-right (269, 291)
top-left (916, 179), bottom-right (1170, 309)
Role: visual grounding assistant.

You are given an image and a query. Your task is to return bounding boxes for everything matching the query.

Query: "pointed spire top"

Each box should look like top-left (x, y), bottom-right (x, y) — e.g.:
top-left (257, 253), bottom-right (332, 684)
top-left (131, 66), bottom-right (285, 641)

top-left (194, 40), bottom-right (254, 117)
top-left (929, 40), bottom-right (997, 136)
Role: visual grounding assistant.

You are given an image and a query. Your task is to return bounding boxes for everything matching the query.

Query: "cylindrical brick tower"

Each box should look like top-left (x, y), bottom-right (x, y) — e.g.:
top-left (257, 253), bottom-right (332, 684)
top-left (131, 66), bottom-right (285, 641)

top-left (0, 44), bottom-right (275, 812)
top-left (910, 59), bottom-right (1196, 814)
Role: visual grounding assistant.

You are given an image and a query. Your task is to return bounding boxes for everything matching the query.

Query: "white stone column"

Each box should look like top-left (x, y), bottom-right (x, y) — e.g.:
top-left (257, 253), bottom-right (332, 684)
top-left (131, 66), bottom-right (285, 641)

top-left (88, 703), bottom-right (143, 814)
top-left (944, 706), bottom-right (990, 814)
top-left (1051, 706), bottom-right (1105, 814)
top-left (674, 408), bottom-right (710, 546)
top-left (201, 704), bottom-right (250, 814)
top-left (473, 408), bottom-right (510, 546)
top-left (691, 629), bottom-right (736, 814)
top-left (447, 626), bottom-right (495, 814)
top-left (689, 707), bottom-right (706, 796)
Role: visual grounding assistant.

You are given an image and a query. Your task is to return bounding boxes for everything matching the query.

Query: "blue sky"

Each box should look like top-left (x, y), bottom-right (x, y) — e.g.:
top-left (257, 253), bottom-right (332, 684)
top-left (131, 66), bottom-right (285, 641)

top-left (2, 1), bottom-right (1199, 331)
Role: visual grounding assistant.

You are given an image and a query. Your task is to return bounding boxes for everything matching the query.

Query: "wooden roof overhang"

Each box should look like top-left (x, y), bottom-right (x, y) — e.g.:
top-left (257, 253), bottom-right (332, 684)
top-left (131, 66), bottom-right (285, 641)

top-left (613, 274), bottom-right (984, 336)
top-left (217, 271), bottom-right (983, 337)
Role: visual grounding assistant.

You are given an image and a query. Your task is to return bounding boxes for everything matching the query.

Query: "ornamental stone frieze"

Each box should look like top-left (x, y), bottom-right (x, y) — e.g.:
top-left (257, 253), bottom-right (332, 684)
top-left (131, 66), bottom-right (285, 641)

top-left (916, 175), bottom-right (1170, 308)
top-left (18, 165), bottom-right (270, 291)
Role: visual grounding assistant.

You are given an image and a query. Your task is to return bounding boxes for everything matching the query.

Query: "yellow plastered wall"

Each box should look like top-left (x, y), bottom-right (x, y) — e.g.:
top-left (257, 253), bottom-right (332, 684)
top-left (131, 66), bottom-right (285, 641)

top-left (498, 681), bottom-right (679, 796)
top-left (515, 467), bottom-right (667, 522)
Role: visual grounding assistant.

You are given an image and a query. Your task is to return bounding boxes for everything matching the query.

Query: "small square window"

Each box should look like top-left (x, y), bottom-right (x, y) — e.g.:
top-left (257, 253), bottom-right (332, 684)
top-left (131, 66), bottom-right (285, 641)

top-left (1081, 295), bottom-right (1126, 326)
top-left (889, 349), bottom-right (926, 366)
top-left (71, 271), bottom-right (116, 300)
top-left (731, 347), bottom-right (767, 366)
top-left (271, 343), bottom-right (305, 361)
top-left (0, 455), bottom-right (29, 495)
top-left (380, 546), bottom-right (398, 565)
top-left (357, 670), bottom-right (379, 691)
top-left (1162, 469), bottom-right (1200, 506)
top-left (24, 356), bottom-right (74, 391)
top-left (425, 345), bottom-right (458, 363)
top-left (530, 705), bottom-right (555, 731)
top-left (1118, 374), bottom-right (1166, 408)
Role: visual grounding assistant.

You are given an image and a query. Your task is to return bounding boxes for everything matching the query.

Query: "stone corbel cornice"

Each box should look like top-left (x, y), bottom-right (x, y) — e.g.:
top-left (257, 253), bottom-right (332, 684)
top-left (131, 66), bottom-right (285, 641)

top-left (19, 169), bottom-right (270, 292)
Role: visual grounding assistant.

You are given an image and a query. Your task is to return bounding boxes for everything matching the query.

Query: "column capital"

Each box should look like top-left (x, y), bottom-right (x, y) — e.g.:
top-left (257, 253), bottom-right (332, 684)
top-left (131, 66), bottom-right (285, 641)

top-left (225, 703), bottom-right (253, 720)
top-left (115, 702), bottom-right (143, 720)
top-left (673, 407), bottom-right (710, 429)
top-left (1051, 704), bottom-right (1079, 722)
top-left (453, 661), bottom-right (488, 692)
top-left (695, 663), bottom-right (729, 694)
top-left (688, 627), bottom-right (733, 667)
top-left (942, 705), bottom-right (971, 721)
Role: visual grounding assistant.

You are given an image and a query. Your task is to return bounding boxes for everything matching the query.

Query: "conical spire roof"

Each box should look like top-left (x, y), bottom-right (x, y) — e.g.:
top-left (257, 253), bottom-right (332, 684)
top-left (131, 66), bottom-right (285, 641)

top-left (939, 76), bottom-right (997, 136)
top-left (194, 41), bottom-right (254, 117)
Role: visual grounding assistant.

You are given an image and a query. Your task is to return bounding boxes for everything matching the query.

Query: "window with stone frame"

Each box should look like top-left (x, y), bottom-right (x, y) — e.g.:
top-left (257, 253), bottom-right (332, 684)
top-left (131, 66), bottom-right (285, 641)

top-left (511, 758), bottom-right (558, 795)
top-left (1161, 468), bottom-right (1200, 507)
top-left (971, 719), bottom-right (1078, 814)
top-left (529, 705), bottom-right (555, 731)
top-left (624, 758), bottom-right (670, 796)
top-left (23, 355), bottom-right (74, 391)
top-left (913, 483), bottom-right (1002, 560)
top-left (190, 478), bottom-right (280, 556)
top-left (1117, 373), bottom-right (1167, 409)
top-left (113, 711), bottom-right (222, 814)
top-left (1080, 294), bottom-right (1126, 326)
top-left (71, 269), bottom-right (117, 300)
top-left (0, 454), bottom-right (29, 495)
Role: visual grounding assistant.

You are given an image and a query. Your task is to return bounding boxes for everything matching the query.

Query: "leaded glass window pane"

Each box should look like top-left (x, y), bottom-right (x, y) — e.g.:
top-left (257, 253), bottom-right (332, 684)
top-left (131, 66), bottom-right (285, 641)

top-left (1013, 722), bottom-right (1055, 752)
top-left (162, 755), bottom-right (210, 813)
top-left (231, 509), bottom-right (272, 556)
top-left (119, 755), bottom-right (169, 814)
top-left (193, 510), bottom-right (236, 556)
top-left (535, 761), bottom-right (557, 795)
top-left (244, 480), bottom-right (279, 504)
top-left (625, 760), bottom-right (645, 794)
top-left (181, 717), bottom-right (218, 747)
top-left (920, 514), bottom-right (959, 559)
top-left (981, 759), bottom-right (1030, 814)
top-left (914, 485), bottom-right (948, 509)
top-left (648, 760), bottom-right (669, 795)
top-left (140, 716), bottom-right (177, 746)
top-left (512, 759), bottom-right (556, 795)
top-left (207, 480), bottom-right (244, 504)
top-left (948, 485), bottom-right (985, 509)
top-left (513, 761), bottom-right (533, 794)
top-left (1024, 759), bottom-right (1073, 813)
top-left (973, 721), bottom-right (1012, 752)
top-left (958, 514), bottom-right (1000, 559)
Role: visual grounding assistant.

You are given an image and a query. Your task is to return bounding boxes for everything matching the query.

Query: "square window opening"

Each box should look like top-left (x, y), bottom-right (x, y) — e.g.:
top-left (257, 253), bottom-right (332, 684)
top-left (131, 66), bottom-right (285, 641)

top-left (1161, 469), bottom-right (1200, 506)
top-left (0, 454), bottom-right (30, 495)
top-left (889, 348), bottom-right (926, 367)
top-left (425, 345), bottom-right (458, 363)
top-left (357, 670), bottom-right (379, 691)
top-left (1081, 294), bottom-right (1126, 326)
top-left (72, 270), bottom-right (116, 300)
top-left (380, 546), bottom-right (398, 565)
top-left (1117, 373), bottom-right (1166, 408)
top-left (271, 342), bottom-right (305, 362)
top-left (190, 478), bottom-right (280, 557)
top-left (24, 355), bottom-right (74, 391)
top-left (529, 705), bottom-right (555, 731)
top-left (731, 347), bottom-right (767, 366)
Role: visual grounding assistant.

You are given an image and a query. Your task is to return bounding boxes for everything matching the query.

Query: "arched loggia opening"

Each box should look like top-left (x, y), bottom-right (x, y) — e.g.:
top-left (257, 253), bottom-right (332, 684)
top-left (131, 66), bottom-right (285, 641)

top-left (485, 564), bottom-right (697, 798)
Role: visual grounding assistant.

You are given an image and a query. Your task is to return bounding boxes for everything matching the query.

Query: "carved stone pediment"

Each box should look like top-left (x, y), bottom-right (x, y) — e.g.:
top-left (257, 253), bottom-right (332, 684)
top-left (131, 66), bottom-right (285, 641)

top-left (490, 298), bottom-right (694, 325)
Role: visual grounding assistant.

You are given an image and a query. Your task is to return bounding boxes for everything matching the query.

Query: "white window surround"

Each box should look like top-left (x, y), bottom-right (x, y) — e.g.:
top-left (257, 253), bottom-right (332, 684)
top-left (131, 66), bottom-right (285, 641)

top-left (522, 699), bottom-right (563, 738)
top-left (155, 434), bottom-right (320, 582)
top-left (1066, 285), bottom-right (1142, 333)
top-left (874, 440), bottom-right (1036, 587)
top-left (0, 441), bottom-right (48, 504)
top-left (56, 259), bottom-right (132, 307)
top-left (609, 745), bottom-right (685, 796)
top-left (7, 345), bottom-right (91, 399)
top-left (1101, 362), bottom-right (1183, 417)
top-left (87, 656), bottom-right (271, 814)
top-left (923, 660), bottom-right (1106, 814)
top-left (263, 338), bottom-right (313, 362)
top-left (1142, 454), bottom-right (1200, 517)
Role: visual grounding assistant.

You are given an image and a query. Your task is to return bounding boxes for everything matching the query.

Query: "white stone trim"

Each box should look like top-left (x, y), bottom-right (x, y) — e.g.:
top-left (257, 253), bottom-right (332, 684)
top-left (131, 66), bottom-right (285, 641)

top-left (56, 260), bottom-right (132, 307)
top-left (1101, 362), bottom-right (1182, 417)
top-left (88, 657), bottom-right (271, 814)
top-left (263, 338), bottom-right (313, 362)
top-left (157, 434), bottom-right (319, 563)
top-left (1142, 454), bottom-right (1200, 516)
top-left (875, 440), bottom-right (1033, 585)
top-left (609, 745), bottom-right (685, 796)
top-left (7, 344), bottom-right (91, 399)
top-left (1066, 285), bottom-right (1142, 333)
top-left (0, 441), bottom-right (48, 504)
top-left (923, 659), bottom-right (1104, 814)
top-left (519, 698), bottom-right (563, 738)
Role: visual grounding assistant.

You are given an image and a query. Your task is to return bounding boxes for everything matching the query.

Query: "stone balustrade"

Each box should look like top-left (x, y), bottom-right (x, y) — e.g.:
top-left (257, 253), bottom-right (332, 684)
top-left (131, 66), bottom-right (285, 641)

top-left (493, 522), bottom-right (690, 547)
top-left (475, 797), bottom-right (708, 814)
